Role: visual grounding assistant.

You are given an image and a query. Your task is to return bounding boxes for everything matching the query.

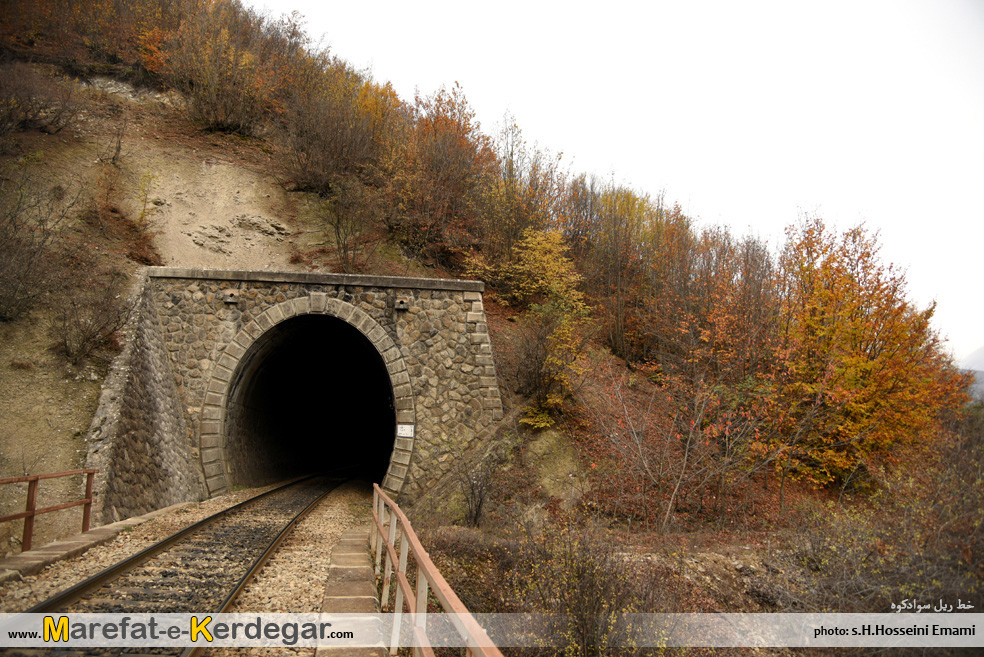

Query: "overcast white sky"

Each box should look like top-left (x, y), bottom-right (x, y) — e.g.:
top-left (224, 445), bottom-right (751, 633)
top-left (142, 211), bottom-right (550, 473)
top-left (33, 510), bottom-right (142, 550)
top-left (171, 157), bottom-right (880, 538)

top-left (248, 0), bottom-right (984, 365)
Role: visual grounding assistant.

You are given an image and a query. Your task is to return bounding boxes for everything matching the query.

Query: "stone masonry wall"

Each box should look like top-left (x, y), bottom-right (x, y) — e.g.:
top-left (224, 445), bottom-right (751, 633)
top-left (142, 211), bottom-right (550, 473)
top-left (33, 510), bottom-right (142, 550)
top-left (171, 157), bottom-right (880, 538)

top-left (148, 269), bottom-right (503, 501)
top-left (85, 275), bottom-right (204, 523)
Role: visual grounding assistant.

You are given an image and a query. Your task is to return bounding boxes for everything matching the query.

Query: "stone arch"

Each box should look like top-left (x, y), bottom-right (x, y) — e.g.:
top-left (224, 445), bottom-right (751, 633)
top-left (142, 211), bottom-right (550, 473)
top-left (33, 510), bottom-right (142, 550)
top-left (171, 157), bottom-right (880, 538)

top-left (198, 292), bottom-right (415, 497)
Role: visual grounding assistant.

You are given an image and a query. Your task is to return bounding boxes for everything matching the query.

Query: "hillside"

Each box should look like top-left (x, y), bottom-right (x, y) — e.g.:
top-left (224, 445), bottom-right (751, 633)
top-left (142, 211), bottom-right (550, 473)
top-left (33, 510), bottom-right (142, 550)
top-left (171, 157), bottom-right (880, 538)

top-left (0, 73), bottom-right (319, 551)
top-left (1, 1), bottom-right (982, 646)
top-left (967, 370), bottom-right (984, 399)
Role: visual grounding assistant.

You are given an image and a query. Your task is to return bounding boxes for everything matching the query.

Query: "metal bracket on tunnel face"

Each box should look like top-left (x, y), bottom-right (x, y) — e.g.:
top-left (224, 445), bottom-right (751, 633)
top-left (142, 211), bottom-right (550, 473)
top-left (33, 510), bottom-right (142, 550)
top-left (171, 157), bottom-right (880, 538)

top-left (221, 289), bottom-right (240, 304)
top-left (394, 296), bottom-right (410, 311)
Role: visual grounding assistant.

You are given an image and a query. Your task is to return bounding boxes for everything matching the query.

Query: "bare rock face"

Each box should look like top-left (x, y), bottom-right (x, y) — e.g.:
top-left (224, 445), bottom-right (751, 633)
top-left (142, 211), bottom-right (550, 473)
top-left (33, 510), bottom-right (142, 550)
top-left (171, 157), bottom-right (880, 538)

top-left (184, 225), bottom-right (233, 254)
top-left (231, 214), bottom-right (289, 238)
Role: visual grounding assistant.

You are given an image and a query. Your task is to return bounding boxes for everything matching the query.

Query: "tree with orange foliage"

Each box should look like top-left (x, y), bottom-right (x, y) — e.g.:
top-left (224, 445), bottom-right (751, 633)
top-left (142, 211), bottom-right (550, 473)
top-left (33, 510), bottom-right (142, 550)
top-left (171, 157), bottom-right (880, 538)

top-left (762, 217), bottom-right (968, 493)
top-left (392, 83), bottom-right (496, 266)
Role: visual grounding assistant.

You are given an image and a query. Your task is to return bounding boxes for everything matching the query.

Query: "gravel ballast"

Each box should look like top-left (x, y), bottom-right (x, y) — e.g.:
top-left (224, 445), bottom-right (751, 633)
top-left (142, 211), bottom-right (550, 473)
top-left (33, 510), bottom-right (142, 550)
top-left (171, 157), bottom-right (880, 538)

top-left (0, 480), bottom-right (374, 623)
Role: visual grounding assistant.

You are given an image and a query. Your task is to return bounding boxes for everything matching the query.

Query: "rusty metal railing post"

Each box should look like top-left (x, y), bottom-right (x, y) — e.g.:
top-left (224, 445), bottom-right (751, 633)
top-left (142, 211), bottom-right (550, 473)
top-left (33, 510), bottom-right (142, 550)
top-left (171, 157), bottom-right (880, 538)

top-left (82, 471), bottom-right (94, 533)
top-left (22, 477), bottom-right (38, 552)
top-left (1, 469), bottom-right (100, 553)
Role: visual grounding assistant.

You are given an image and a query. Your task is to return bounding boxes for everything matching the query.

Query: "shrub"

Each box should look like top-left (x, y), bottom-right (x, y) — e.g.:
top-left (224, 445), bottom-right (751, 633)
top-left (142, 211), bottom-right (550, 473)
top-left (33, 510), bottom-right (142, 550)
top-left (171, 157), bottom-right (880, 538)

top-left (447, 436), bottom-right (508, 528)
top-left (424, 527), bottom-right (520, 615)
top-left (165, 1), bottom-right (275, 134)
top-left (514, 305), bottom-right (567, 413)
top-left (481, 229), bottom-right (589, 427)
top-left (426, 521), bottom-right (671, 655)
top-left (55, 269), bottom-right (135, 364)
top-left (513, 300), bottom-right (589, 428)
top-left (509, 521), bottom-right (667, 655)
top-left (313, 177), bottom-right (385, 273)
top-left (278, 58), bottom-right (404, 195)
top-left (0, 160), bottom-right (81, 321)
top-left (81, 163), bottom-right (163, 266)
top-left (389, 84), bottom-right (495, 266)
top-left (792, 417), bottom-right (983, 613)
top-left (0, 61), bottom-right (82, 146)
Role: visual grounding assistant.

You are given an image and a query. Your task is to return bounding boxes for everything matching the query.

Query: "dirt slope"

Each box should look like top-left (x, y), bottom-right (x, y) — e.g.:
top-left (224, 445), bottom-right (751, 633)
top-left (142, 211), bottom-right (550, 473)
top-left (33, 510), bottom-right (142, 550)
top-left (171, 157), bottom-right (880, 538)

top-left (82, 77), bottom-right (313, 270)
top-left (0, 75), bottom-right (315, 554)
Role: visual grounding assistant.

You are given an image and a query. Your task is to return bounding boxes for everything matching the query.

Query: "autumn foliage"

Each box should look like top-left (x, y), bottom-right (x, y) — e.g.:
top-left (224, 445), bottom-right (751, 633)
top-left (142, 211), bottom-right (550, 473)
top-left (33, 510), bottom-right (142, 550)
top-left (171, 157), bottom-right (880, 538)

top-left (767, 219), bottom-right (967, 486)
top-left (388, 84), bottom-right (496, 265)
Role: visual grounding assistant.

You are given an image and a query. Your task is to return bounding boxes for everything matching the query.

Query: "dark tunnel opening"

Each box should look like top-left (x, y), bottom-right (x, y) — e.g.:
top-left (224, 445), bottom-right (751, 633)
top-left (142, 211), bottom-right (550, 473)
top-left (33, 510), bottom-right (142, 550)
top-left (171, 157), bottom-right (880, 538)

top-left (224, 314), bottom-right (396, 486)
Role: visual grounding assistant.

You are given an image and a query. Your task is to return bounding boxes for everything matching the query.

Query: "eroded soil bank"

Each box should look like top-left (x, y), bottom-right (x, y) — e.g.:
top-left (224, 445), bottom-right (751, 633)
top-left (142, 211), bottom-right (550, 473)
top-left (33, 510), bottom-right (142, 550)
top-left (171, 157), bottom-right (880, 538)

top-left (0, 76), bottom-right (318, 555)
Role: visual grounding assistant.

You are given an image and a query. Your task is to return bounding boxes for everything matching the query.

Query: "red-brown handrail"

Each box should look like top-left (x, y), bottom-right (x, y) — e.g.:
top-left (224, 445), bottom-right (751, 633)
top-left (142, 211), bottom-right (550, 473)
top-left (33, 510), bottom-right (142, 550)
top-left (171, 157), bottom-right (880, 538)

top-left (371, 483), bottom-right (503, 657)
top-left (0, 469), bottom-right (97, 551)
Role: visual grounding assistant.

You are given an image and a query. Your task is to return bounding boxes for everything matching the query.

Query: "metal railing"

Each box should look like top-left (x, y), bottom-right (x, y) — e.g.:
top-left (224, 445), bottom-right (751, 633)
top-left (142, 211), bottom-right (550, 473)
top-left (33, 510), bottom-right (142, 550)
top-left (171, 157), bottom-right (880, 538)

top-left (371, 483), bottom-right (503, 657)
top-left (0, 469), bottom-right (97, 551)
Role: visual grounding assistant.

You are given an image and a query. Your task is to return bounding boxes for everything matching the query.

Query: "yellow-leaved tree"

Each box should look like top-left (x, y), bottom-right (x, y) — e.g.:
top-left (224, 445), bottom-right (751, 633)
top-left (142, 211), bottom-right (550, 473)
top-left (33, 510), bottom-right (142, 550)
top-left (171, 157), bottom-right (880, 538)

top-left (502, 228), bottom-right (589, 427)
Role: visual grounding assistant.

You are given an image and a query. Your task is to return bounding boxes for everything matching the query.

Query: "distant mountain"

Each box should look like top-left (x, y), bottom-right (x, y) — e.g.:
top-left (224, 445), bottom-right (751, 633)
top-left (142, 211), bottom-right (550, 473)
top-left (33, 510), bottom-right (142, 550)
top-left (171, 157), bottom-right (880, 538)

top-left (961, 344), bottom-right (984, 371)
top-left (966, 370), bottom-right (984, 400)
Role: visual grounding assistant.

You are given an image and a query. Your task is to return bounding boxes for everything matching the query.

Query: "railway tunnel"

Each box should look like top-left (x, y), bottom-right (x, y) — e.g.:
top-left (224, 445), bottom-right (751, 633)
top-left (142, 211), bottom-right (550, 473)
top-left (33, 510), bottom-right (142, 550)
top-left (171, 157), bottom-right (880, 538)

top-left (85, 271), bottom-right (505, 523)
top-left (223, 314), bottom-right (396, 486)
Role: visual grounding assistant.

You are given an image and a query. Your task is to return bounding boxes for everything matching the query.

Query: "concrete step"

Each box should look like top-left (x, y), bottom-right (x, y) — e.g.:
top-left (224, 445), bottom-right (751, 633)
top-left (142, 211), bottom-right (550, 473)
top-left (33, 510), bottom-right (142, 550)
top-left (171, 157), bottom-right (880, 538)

top-left (317, 527), bottom-right (387, 657)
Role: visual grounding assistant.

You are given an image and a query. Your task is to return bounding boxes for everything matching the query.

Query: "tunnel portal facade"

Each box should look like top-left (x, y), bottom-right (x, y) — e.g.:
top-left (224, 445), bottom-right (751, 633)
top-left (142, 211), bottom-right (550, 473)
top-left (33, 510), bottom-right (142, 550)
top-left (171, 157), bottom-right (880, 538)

top-left (85, 268), bottom-right (503, 523)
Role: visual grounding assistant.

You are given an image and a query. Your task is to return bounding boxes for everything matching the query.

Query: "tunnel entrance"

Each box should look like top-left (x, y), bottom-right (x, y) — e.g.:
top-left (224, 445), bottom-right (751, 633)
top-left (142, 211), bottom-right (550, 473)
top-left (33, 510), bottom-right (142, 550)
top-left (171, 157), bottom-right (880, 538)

top-left (224, 314), bottom-right (396, 486)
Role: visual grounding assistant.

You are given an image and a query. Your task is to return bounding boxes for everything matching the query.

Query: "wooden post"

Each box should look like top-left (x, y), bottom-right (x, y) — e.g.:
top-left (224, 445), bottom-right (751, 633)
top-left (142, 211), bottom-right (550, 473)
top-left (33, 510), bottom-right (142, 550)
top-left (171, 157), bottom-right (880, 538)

top-left (390, 527), bottom-right (409, 654)
top-left (374, 502), bottom-right (385, 577)
top-left (416, 561), bottom-right (430, 656)
top-left (22, 478), bottom-right (38, 552)
top-left (382, 510), bottom-right (398, 609)
top-left (370, 486), bottom-right (378, 555)
top-left (371, 483), bottom-right (506, 657)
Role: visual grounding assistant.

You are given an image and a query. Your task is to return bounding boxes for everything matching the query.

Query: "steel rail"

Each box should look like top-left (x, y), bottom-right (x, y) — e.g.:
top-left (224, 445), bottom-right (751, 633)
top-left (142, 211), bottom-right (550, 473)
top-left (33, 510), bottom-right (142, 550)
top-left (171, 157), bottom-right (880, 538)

top-left (26, 475), bottom-right (325, 614)
top-left (178, 478), bottom-right (342, 657)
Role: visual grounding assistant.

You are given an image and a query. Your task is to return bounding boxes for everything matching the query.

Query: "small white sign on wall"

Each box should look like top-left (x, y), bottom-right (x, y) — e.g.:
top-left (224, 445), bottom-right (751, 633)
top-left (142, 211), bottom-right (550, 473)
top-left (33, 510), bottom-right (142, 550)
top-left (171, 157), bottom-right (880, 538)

top-left (397, 424), bottom-right (415, 438)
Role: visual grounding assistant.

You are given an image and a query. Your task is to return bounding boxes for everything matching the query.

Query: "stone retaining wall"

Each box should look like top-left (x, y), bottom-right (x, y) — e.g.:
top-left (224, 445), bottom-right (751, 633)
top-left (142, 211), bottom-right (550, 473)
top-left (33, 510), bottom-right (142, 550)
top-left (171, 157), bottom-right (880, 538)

top-left (85, 274), bottom-right (204, 523)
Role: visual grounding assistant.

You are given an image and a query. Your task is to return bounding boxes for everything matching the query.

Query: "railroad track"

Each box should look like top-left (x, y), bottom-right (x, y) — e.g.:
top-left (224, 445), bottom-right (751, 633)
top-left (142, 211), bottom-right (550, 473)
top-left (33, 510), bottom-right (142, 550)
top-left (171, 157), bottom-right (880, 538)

top-left (16, 475), bottom-right (342, 656)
